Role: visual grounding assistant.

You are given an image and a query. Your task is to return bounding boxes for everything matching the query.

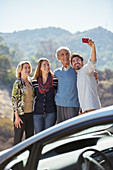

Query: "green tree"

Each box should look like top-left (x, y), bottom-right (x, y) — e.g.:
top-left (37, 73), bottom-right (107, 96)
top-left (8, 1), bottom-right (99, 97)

top-left (0, 36), bottom-right (4, 42)
top-left (0, 43), bottom-right (10, 56)
top-left (0, 54), bottom-right (11, 73)
top-left (0, 54), bottom-right (16, 91)
top-left (4, 67), bottom-right (16, 89)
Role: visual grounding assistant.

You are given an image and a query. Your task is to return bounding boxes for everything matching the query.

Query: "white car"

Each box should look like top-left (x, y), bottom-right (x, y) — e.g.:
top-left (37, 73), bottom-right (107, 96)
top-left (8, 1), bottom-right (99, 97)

top-left (0, 106), bottom-right (113, 170)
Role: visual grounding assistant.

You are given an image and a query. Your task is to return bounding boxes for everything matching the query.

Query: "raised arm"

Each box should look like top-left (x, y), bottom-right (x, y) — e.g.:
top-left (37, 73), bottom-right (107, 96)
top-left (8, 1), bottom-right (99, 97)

top-left (88, 39), bottom-right (96, 62)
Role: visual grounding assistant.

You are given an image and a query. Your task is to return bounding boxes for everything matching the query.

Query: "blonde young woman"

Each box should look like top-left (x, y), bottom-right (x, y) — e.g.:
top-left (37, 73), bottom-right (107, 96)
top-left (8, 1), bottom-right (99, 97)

top-left (12, 61), bottom-right (34, 145)
top-left (32, 58), bottom-right (58, 134)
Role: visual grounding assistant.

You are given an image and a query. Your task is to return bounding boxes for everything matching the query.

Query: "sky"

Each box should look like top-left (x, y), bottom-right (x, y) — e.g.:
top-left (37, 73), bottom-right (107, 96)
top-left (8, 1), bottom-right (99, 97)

top-left (0, 0), bottom-right (113, 34)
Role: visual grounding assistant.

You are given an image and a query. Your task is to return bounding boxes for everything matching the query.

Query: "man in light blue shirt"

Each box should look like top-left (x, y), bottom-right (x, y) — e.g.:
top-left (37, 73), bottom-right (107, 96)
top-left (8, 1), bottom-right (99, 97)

top-left (54, 46), bottom-right (80, 123)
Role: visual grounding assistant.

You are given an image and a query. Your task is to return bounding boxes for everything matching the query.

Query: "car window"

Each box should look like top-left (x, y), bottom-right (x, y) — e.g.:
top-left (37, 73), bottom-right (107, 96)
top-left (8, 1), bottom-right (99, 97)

top-left (72, 124), bottom-right (113, 137)
top-left (42, 123), bottom-right (113, 155)
top-left (38, 123), bottom-right (113, 170)
top-left (16, 150), bottom-right (30, 166)
top-left (4, 150), bottom-right (30, 170)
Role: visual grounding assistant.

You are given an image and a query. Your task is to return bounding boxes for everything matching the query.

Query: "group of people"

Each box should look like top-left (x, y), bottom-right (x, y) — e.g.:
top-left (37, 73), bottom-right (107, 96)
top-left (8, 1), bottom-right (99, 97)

top-left (12, 38), bottom-right (101, 145)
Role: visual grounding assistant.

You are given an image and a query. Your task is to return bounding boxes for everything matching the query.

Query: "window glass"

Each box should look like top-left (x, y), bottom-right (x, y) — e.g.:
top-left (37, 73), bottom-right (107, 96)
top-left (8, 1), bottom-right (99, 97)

top-left (4, 150), bottom-right (30, 170)
top-left (16, 150), bottom-right (30, 166)
top-left (42, 124), bottom-right (113, 155)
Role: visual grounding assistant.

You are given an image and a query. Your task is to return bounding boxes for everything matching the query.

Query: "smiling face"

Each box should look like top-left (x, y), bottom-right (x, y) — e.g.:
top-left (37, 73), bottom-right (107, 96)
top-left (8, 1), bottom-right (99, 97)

top-left (21, 63), bottom-right (31, 78)
top-left (40, 60), bottom-right (50, 75)
top-left (71, 57), bottom-right (84, 71)
top-left (57, 49), bottom-right (70, 68)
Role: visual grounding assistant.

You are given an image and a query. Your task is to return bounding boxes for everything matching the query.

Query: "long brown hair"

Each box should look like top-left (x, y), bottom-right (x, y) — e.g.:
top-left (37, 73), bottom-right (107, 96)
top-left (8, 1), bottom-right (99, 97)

top-left (33, 58), bottom-right (53, 79)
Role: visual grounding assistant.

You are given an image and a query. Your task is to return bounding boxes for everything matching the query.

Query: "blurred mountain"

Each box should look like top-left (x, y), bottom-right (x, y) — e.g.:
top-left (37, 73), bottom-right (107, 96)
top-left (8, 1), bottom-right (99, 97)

top-left (0, 26), bottom-right (113, 70)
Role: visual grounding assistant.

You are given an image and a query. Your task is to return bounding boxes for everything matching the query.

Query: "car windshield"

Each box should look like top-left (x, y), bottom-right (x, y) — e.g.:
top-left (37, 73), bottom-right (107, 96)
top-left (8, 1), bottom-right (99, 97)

top-left (42, 123), bottom-right (113, 155)
top-left (72, 124), bottom-right (113, 137)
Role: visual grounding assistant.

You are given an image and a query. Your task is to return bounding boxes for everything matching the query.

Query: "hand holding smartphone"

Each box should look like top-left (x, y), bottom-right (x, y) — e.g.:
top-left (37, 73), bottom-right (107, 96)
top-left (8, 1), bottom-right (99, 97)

top-left (82, 38), bottom-right (89, 43)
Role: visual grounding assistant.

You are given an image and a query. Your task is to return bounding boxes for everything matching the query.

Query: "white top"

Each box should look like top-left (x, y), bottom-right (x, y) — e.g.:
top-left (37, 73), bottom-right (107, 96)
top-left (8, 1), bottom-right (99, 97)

top-left (77, 60), bottom-right (101, 112)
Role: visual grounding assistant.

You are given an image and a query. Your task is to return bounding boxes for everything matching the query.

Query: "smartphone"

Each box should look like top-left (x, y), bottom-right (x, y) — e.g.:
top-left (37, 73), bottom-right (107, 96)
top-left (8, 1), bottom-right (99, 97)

top-left (82, 38), bottom-right (89, 43)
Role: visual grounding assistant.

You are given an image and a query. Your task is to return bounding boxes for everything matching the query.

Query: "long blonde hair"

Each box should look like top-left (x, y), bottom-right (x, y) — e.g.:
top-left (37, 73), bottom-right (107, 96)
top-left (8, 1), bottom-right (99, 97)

top-left (34, 58), bottom-right (53, 79)
top-left (16, 61), bottom-right (32, 78)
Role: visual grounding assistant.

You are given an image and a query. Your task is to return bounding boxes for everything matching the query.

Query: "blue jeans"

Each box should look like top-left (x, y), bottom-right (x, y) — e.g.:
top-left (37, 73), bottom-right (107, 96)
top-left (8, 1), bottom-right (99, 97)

top-left (33, 113), bottom-right (56, 134)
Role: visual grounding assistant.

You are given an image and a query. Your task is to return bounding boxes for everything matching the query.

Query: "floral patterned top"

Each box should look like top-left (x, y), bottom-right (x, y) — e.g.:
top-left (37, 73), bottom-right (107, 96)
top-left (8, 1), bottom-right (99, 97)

top-left (12, 77), bottom-right (34, 115)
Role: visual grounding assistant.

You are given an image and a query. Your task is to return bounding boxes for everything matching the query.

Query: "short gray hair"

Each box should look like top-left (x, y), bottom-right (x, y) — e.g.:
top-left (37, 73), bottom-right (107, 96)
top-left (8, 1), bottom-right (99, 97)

top-left (55, 46), bottom-right (71, 58)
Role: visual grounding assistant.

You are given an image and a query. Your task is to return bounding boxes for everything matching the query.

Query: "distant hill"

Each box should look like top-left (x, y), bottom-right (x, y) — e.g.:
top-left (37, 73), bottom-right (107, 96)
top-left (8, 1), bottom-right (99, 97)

top-left (0, 26), bottom-right (113, 70)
